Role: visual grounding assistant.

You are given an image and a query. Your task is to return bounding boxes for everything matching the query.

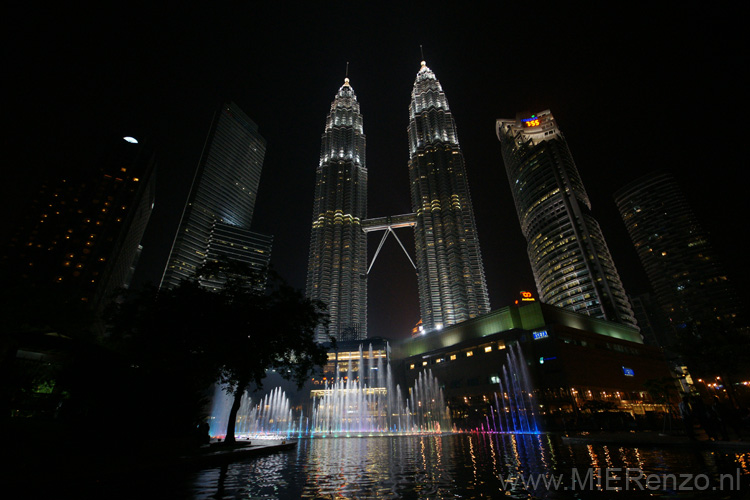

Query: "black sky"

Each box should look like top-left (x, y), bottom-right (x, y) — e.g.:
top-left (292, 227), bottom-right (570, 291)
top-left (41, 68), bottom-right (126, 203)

top-left (5, 2), bottom-right (747, 340)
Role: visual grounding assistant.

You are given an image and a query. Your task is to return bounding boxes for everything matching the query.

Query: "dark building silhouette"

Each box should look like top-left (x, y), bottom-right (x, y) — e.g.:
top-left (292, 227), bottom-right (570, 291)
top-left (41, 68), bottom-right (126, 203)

top-left (306, 78), bottom-right (367, 342)
top-left (629, 293), bottom-right (671, 347)
top-left (614, 171), bottom-right (744, 338)
top-left (408, 62), bottom-right (490, 333)
top-left (496, 110), bottom-right (637, 328)
top-left (3, 135), bottom-right (156, 312)
top-left (161, 102), bottom-right (272, 291)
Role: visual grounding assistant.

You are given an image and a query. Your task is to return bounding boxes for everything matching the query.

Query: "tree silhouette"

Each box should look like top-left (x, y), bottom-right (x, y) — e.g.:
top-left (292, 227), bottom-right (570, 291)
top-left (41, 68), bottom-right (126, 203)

top-left (196, 263), bottom-right (329, 443)
top-left (109, 262), bottom-right (329, 443)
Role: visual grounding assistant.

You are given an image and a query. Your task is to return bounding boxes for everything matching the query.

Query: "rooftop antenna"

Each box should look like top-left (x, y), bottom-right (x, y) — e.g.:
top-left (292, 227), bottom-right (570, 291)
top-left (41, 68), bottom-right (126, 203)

top-left (346, 61), bottom-right (349, 78)
top-left (420, 45), bottom-right (424, 61)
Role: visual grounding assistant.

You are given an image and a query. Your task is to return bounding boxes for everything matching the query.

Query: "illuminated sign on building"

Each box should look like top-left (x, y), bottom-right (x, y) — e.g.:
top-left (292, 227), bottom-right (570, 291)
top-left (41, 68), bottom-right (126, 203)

top-left (411, 319), bottom-right (424, 337)
top-left (522, 116), bottom-right (540, 127)
top-left (622, 366), bottom-right (635, 377)
top-left (515, 290), bottom-right (537, 305)
top-left (539, 356), bottom-right (557, 364)
top-left (533, 330), bottom-right (548, 340)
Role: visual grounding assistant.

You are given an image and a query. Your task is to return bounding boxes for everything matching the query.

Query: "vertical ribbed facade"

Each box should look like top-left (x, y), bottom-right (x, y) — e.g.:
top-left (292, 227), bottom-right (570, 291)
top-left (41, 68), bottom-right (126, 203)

top-left (306, 78), bottom-right (367, 343)
top-left (496, 110), bottom-right (637, 328)
top-left (614, 171), bottom-right (743, 336)
top-left (161, 102), bottom-right (268, 289)
top-left (408, 62), bottom-right (490, 333)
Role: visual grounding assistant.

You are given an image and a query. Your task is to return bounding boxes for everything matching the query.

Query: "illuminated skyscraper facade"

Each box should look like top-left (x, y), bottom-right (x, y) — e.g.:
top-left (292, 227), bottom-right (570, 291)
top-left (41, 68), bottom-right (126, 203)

top-left (408, 62), bottom-right (490, 332)
top-left (614, 171), bottom-right (743, 336)
top-left (161, 102), bottom-right (270, 290)
top-left (306, 78), bottom-right (367, 342)
top-left (496, 110), bottom-right (637, 328)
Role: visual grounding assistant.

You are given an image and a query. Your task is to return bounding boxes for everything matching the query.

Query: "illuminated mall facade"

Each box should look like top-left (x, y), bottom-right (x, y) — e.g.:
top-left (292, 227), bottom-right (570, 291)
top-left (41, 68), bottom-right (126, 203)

top-left (307, 300), bottom-right (672, 428)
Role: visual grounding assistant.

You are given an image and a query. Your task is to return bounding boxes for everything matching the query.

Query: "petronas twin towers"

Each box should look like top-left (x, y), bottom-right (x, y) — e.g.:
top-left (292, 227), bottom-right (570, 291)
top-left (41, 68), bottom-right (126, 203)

top-left (306, 62), bottom-right (490, 342)
top-left (306, 77), bottom-right (369, 342)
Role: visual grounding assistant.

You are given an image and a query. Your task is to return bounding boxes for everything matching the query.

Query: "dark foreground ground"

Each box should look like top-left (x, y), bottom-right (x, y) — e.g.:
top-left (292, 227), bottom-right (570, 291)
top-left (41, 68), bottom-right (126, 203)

top-left (1, 419), bottom-right (295, 497)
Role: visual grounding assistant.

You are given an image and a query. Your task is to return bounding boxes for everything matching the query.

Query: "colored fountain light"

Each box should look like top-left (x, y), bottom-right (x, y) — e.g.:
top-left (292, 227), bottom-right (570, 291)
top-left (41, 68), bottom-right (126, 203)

top-left (208, 342), bottom-right (539, 439)
top-left (209, 343), bottom-right (451, 439)
top-left (473, 343), bottom-right (540, 434)
top-left (209, 386), bottom-right (297, 440)
top-left (308, 345), bottom-right (450, 436)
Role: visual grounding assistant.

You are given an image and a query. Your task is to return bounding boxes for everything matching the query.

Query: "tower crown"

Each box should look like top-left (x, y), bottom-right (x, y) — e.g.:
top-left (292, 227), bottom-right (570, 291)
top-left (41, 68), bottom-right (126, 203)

top-left (333, 80), bottom-right (358, 106)
top-left (413, 62), bottom-right (442, 92)
top-left (408, 62), bottom-right (456, 154)
top-left (325, 78), bottom-right (363, 137)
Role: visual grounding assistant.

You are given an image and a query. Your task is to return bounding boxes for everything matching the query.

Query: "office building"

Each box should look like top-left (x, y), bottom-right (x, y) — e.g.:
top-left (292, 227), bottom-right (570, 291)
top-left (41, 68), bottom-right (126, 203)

top-left (496, 110), bottom-right (637, 328)
top-left (408, 61), bottom-right (490, 333)
top-left (161, 102), bottom-right (271, 290)
top-left (200, 223), bottom-right (272, 292)
top-left (3, 135), bottom-right (156, 312)
top-left (306, 78), bottom-right (368, 342)
top-left (614, 171), bottom-right (743, 337)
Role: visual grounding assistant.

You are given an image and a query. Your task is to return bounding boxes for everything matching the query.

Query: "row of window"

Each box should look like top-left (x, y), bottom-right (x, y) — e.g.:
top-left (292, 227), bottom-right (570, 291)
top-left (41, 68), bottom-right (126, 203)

top-left (409, 341), bottom-right (506, 369)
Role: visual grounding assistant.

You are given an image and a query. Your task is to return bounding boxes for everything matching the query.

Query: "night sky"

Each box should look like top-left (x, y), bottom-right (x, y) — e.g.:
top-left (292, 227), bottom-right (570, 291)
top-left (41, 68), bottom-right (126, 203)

top-left (5, 3), bottom-right (747, 340)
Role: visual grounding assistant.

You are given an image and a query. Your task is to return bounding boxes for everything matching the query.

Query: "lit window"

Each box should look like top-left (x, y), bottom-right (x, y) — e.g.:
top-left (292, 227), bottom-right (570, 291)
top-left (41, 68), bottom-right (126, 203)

top-left (484, 346), bottom-right (492, 353)
top-left (466, 351), bottom-right (473, 357)
top-left (422, 361), bottom-right (428, 366)
top-left (409, 364), bottom-right (415, 370)
top-left (450, 354), bottom-right (456, 361)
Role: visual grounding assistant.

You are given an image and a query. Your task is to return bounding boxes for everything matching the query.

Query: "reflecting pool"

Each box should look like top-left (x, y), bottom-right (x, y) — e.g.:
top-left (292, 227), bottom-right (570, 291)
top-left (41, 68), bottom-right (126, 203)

top-left (185, 434), bottom-right (750, 499)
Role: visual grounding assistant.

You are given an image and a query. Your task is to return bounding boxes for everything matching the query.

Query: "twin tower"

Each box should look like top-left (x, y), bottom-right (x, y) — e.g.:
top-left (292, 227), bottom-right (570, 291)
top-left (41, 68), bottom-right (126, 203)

top-left (306, 62), bottom-right (490, 342)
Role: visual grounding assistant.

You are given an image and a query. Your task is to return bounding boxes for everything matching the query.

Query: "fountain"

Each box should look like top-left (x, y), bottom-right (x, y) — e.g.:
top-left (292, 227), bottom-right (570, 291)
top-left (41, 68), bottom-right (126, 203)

top-left (309, 345), bottom-right (450, 436)
top-left (209, 386), bottom-right (298, 440)
top-left (237, 387), bottom-right (296, 437)
top-left (473, 342), bottom-right (540, 434)
top-left (208, 343), bottom-right (451, 439)
top-left (209, 342), bottom-right (539, 439)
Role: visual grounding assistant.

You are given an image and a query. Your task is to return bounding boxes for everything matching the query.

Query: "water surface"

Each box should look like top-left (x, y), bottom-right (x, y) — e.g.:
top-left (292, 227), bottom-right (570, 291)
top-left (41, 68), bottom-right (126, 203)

top-left (186, 434), bottom-right (749, 499)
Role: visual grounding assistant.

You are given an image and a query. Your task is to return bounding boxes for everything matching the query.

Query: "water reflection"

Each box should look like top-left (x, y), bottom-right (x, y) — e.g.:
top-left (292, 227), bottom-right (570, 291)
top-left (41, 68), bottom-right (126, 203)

top-left (188, 435), bottom-right (750, 499)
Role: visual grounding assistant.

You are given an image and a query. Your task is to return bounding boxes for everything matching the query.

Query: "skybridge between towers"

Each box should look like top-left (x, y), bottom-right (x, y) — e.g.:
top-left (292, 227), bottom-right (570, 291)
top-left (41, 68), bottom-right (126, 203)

top-left (362, 213), bottom-right (417, 274)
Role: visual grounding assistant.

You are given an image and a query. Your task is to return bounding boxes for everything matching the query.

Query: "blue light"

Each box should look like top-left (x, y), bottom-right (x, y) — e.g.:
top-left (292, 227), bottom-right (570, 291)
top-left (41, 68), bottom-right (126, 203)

top-left (622, 366), bottom-right (635, 376)
top-left (533, 330), bottom-right (548, 340)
